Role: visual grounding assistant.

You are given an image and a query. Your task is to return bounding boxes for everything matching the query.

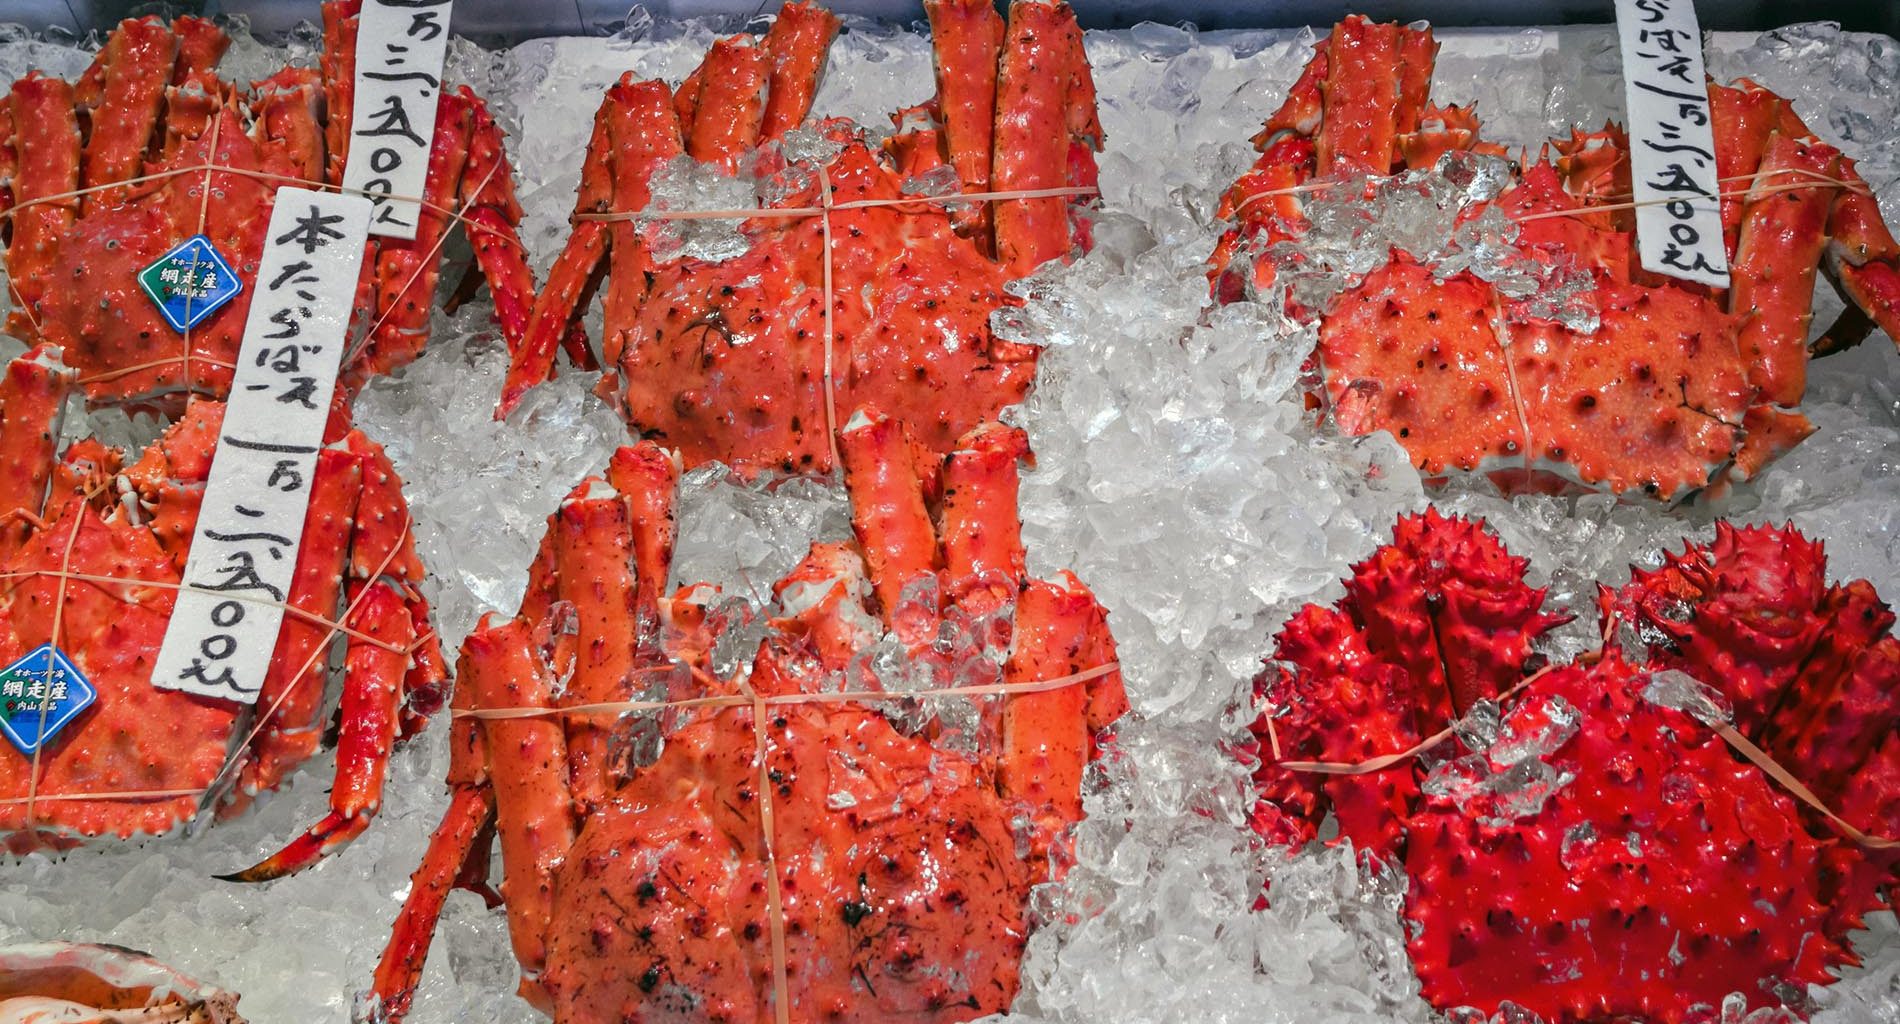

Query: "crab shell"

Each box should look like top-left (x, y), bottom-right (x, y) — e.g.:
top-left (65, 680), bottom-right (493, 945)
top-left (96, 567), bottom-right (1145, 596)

top-left (1246, 510), bottom-right (1898, 1021)
top-left (0, 3), bottom-right (539, 413)
top-left (367, 411), bottom-right (1127, 1024)
top-left (507, 0), bottom-right (1102, 477)
top-left (0, 347), bottom-right (445, 879)
top-left (1210, 16), bottom-right (1900, 500)
top-left (0, 942), bottom-right (245, 1023)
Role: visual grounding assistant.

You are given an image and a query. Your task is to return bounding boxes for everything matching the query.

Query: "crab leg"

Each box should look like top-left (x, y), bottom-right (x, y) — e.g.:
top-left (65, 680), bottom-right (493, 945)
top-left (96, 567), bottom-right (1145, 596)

top-left (505, 78), bottom-right (683, 416)
top-left (605, 442), bottom-right (682, 636)
top-left (4, 74), bottom-right (81, 338)
top-left (991, 0), bottom-right (1095, 275)
top-left (458, 94), bottom-right (543, 364)
top-left (0, 347), bottom-right (73, 526)
top-left (678, 39), bottom-right (769, 169)
top-left (1819, 154), bottom-right (1900, 355)
top-left (170, 15), bottom-right (229, 82)
top-left (223, 579), bottom-right (413, 881)
top-left (545, 478), bottom-right (639, 807)
top-left (319, 1), bottom-right (361, 185)
top-left (838, 411), bottom-right (941, 631)
top-left (760, 0), bottom-right (842, 139)
top-left (924, 0), bottom-right (1005, 242)
top-left (1731, 134), bottom-right (1842, 409)
top-left (78, 17), bottom-right (176, 214)
top-left (370, 663), bottom-right (498, 1024)
top-left (461, 616), bottom-right (576, 1009)
top-left (940, 421), bottom-right (1029, 585)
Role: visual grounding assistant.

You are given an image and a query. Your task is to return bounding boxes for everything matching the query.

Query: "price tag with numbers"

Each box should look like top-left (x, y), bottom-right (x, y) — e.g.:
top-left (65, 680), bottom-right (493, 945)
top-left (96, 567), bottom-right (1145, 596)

top-left (341, 0), bottom-right (455, 240)
top-left (1615, 0), bottom-right (1731, 288)
top-left (151, 187), bottom-right (371, 704)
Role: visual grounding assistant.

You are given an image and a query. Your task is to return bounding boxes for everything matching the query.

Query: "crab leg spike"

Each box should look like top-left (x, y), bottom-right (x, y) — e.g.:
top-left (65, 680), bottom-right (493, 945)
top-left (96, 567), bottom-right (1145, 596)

top-left (368, 784), bottom-right (496, 1024)
top-left (991, 0), bottom-right (1085, 275)
top-left (461, 616), bottom-right (576, 1006)
top-left (0, 347), bottom-right (74, 526)
top-left (604, 442), bottom-right (682, 636)
top-left (79, 17), bottom-right (176, 214)
top-left (548, 476), bottom-right (640, 808)
top-left (924, 0), bottom-right (1004, 241)
top-left (1000, 571), bottom-right (1099, 869)
top-left (222, 579), bottom-right (413, 882)
top-left (678, 37), bottom-right (768, 169)
top-left (5, 74), bottom-right (81, 338)
top-left (1731, 134), bottom-right (1841, 408)
top-left (838, 410), bottom-right (941, 625)
top-left (458, 93), bottom-right (541, 363)
top-left (940, 421), bottom-right (1029, 584)
top-left (759, 0), bottom-right (842, 140)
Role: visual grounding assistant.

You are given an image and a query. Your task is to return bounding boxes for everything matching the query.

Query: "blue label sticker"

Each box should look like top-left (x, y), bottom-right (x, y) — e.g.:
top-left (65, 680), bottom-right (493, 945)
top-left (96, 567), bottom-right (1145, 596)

top-left (0, 644), bottom-right (97, 756)
top-left (137, 234), bottom-right (243, 333)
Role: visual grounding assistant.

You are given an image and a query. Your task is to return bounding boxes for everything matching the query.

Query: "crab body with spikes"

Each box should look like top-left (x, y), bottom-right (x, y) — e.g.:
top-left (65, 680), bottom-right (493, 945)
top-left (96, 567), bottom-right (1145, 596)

top-left (367, 411), bottom-right (1126, 1024)
top-left (508, 0), bottom-right (1102, 478)
top-left (0, 346), bottom-right (445, 877)
top-left (1211, 17), bottom-right (1900, 500)
top-left (0, 941), bottom-right (247, 1023)
top-left (0, 3), bottom-right (538, 412)
top-left (1246, 509), bottom-right (1899, 1021)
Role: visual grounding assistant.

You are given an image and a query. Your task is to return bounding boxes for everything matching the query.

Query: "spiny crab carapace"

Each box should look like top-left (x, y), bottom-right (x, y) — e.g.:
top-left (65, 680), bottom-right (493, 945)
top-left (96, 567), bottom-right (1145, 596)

top-left (0, 3), bottom-right (538, 409)
top-left (366, 411), bottom-right (1127, 1024)
top-left (505, 0), bottom-right (1102, 478)
top-left (1246, 509), bottom-right (1898, 1021)
top-left (1210, 16), bottom-right (1900, 501)
top-left (0, 346), bottom-right (446, 876)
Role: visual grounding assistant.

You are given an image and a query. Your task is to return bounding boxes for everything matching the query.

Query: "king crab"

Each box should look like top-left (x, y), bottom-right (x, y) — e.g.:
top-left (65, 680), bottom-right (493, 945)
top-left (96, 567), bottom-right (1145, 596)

top-left (0, 3), bottom-right (538, 409)
top-left (0, 345), bottom-right (445, 878)
top-left (504, 0), bottom-right (1102, 477)
top-left (1247, 509), bottom-right (1898, 1021)
top-left (365, 409), bottom-right (1126, 1023)
top-left (1210, 16), bottom-right (1900, 499)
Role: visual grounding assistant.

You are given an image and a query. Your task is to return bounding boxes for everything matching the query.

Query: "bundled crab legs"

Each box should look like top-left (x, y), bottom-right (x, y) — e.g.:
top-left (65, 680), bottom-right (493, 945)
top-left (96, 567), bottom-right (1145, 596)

top-left (1247, 510), bottom-right (1898, 1021)
top-left (0, 3), bottom-right (536, 410)
top-left (505, 0), bottom-right (1102, 478)
top-left (1210, 16), bottom-right (1900, 499)
top-left (0, 346), bottom-right (445, 876)
top-left (366, 410), bottom-right (1125, 1024)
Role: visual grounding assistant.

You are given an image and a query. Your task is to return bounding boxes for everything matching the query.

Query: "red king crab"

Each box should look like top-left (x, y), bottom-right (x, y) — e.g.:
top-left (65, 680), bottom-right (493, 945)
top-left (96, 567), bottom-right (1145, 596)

top-left (0, 3), bottom-right (536, 407)
top-left (0, 941), bottom-right (246, 1023)
top-left (0, 346), bottom-right (447, 876)
top-left (504, 0), bottom-right (1102, 477)
top-left (1246, 508), bottom-right (1899, 1021)
top-left (366, 410), bottom-right (1127, 1023)
top-left (1210, 17), bottom-right (1900, 500)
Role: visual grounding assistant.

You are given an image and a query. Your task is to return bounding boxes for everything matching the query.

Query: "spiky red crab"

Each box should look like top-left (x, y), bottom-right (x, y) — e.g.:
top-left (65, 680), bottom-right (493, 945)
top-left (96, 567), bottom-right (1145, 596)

top-left (1247, 509), bottom-right (1898, 1021)
top-left (505, 0), bottom-right (1102, 477)
top-left (0, 3), bottom-right (534, 409)
top-left (0, 346), bottom-right (445, 876)
top-left (1211, 17), bottom-right (1900, 500)
top-left (0, 941), bottom-right (246, 1023)
top-left (366, 410), bottom-right (1126, 1024)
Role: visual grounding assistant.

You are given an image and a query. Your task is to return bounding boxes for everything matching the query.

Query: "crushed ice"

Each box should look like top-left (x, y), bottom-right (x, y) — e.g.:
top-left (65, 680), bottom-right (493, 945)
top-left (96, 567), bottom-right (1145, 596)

top-left (0, 14), bottom-right (1896, 1024)
top-left (1421, 696), bottom-right (1581, 826)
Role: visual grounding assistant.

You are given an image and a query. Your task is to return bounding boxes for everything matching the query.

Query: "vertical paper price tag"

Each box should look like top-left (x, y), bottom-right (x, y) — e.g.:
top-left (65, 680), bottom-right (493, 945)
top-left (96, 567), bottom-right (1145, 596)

top-left (1614, 0), bottom-right (1730, 288)
top-left (151, 188), bottom-right (371, 703)
top-left (341, 0), bottom-right (455, 241)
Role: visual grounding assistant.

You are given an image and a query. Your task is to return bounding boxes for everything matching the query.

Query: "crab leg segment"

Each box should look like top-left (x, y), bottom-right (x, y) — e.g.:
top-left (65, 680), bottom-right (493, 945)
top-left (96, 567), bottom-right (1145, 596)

top-left (838, 411), bottom-right (941, 632)
top-left (4, 74), bottom-right (81, 336)
top-left (77, 17), bottom-right (176, 214)
top-left (940, 421), bottom-right (1030, 585)
top-left (761, 1), bottom-right (843, 138)
top-left (0, 347), bottom-right (73, 526)
top-left (320, 0), bottom-right (361, 185)
top-left (544, 477), bottom-right (640, 807)
top-left (1731, 135), bottom-right (1842, 409)
top-left (924, 0), bottom-right (1005, 241)
top-left (605, 442), bottom-right (682, 636)
top-left (991, 0), bottom-right (1099, 275)
top-left (677, 38), bottom-right (768, 169)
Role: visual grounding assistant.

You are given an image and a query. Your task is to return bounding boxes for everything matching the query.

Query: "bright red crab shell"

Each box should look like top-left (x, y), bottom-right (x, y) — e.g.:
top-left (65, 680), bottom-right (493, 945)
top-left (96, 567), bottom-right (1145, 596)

top-left (0, 3), bottom-right (536, 411)
top-left (0, 346), bottom-right (445, 879)
top-left (508, 0), bottom-right (1102, 478)
top-left (1246, 509), bottom-right (1898, 1022)
top-left (368, 410), bottom-right (1127, 1024)
top-left (1211, 17), bottom-right (1900, 500)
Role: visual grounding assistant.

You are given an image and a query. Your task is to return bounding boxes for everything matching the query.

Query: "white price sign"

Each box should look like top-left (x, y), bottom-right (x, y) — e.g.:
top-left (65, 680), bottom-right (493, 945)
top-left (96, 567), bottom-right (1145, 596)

top-left (152, 188), bottom-right (371, 703)
top-left (341, 0), bottom-right (454, 240)
top-left (1615, 0), bottom-right (1731, 288)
